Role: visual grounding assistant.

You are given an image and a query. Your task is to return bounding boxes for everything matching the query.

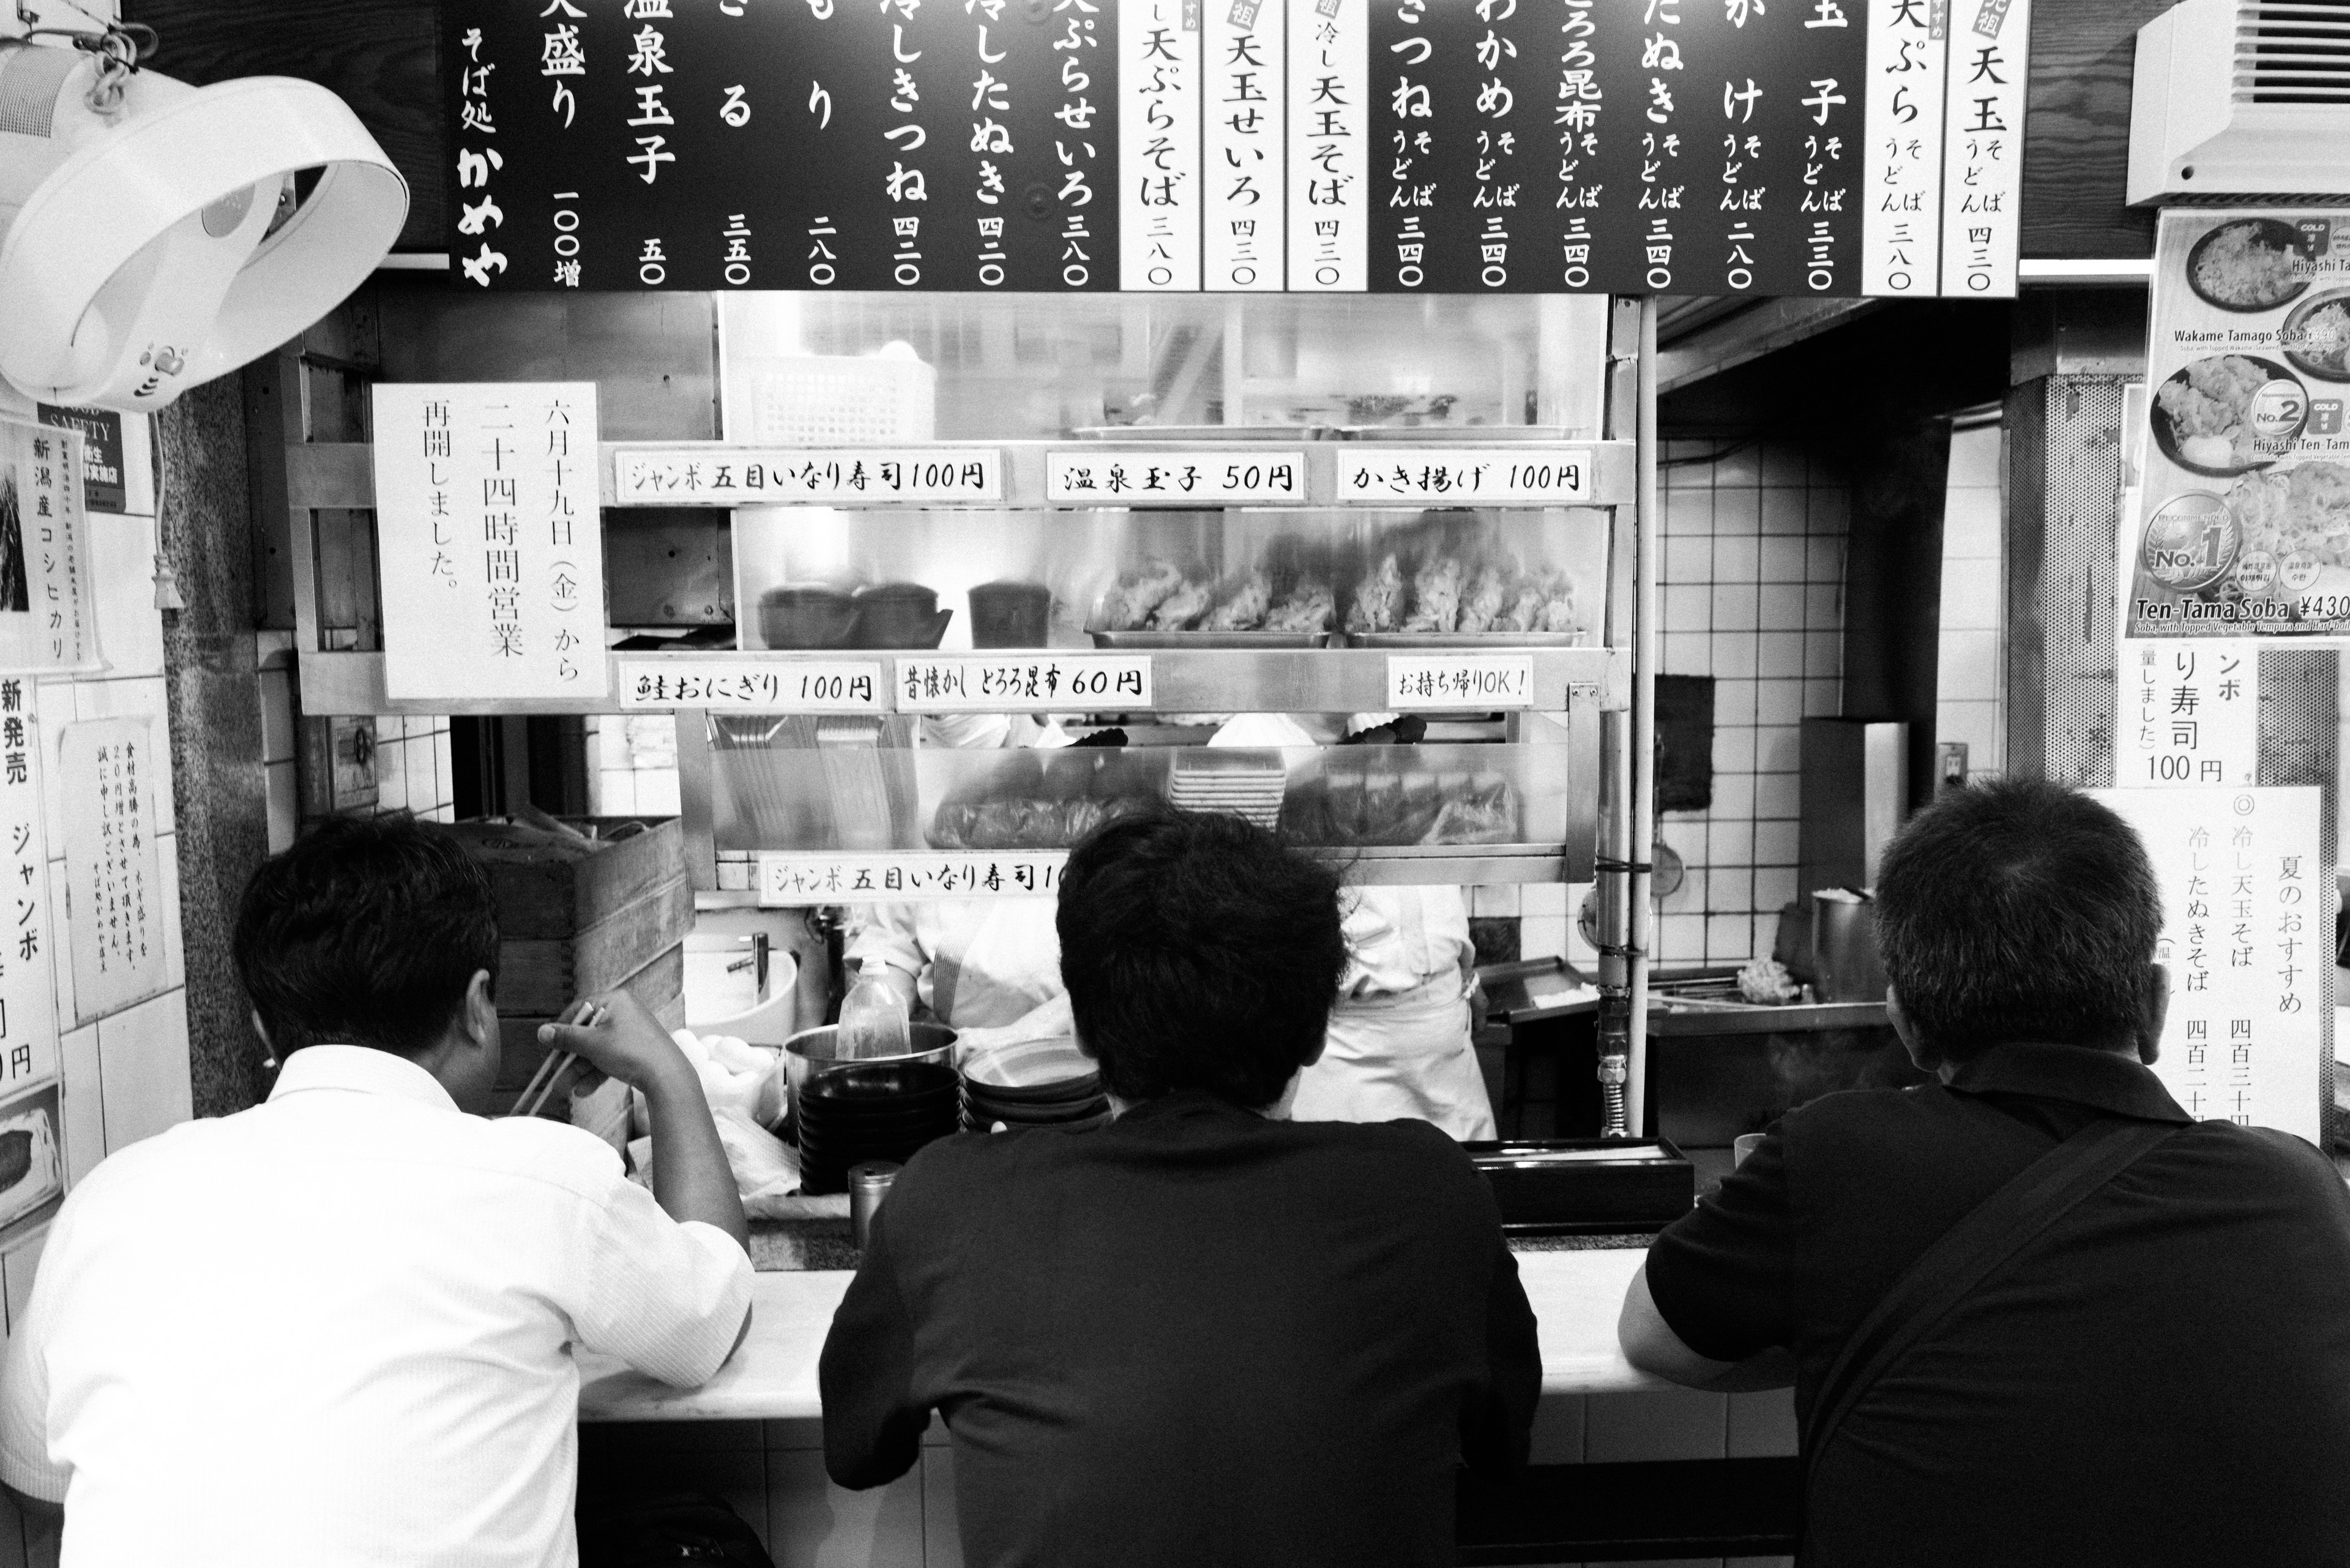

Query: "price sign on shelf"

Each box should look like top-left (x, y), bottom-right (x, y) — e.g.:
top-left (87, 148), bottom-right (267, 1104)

top-left (1045, 450), bottom-right (1306, 504)
top-left (758, 851), bottom-right (1067, 905)
top-left (611, 448), bottom-right (1004, 506)
top-left (1386, 654), bottom-right (1536, 711)
top-left (898, 655), bottom-right (1152, 712)
top-left (1338, 447), bottom-right (1594, 506)
top-left (616, 659), bottom-right (884, 713)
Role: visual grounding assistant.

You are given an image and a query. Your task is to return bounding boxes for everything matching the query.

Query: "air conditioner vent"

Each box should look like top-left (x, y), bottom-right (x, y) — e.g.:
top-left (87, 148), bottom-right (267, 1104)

top-left (2236, 0), bottom-right (2350, 103)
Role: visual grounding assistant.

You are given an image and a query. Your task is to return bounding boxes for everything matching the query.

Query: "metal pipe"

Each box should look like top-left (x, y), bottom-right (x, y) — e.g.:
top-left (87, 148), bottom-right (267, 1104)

top-left (1627, 296), bottom-right (1660, 1139)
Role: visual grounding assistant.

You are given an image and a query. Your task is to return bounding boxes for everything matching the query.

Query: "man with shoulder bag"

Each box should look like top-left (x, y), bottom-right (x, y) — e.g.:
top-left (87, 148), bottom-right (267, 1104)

top-left (1617, 777), bottom-right (2350, 1567)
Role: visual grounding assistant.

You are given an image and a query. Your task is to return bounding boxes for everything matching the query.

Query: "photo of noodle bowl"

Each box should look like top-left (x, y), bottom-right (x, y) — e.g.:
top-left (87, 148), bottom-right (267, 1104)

top-left (2280, 287), bottom-right (2350, 382)
top-left (2184, 218), bottom-right (2310, 313)
top-left (2226, 460), bottom-right (2350, 613)
top-left (2150, 354), bottom-right (2308, 478)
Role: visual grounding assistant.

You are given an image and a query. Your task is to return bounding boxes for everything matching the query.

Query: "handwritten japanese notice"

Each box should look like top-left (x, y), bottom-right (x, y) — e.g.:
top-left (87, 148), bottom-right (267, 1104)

top-left (1338, 447), bottom-right (1593, 504)
top-left (759, 850), bottom-right (1065, 905)
top-left (374, 383), bottom-right (609, 701)
top-left (1386, 653), bottom-right (1534, 709)
top-left (612, 447), bottom-right (1003, 506)
top-left (446, 0), bottom-right (2021, 296)
top-left (0, 420), bottom-right (100, 677)
top-left (58, 719), bottom-right (167, 1023)
top-left (0, 682), bottom-right (58, 1098)
top-left (898, 654), bottom-right (1152, 711)
top-left (2116, 642), bottom-right (2256, 790)
top-left (2092, 786), bottom-right (2326, 1144)
top-left (616, 658), bottom-right (884, 712)
top-left (1046, 450), bottom-right (1304, 502)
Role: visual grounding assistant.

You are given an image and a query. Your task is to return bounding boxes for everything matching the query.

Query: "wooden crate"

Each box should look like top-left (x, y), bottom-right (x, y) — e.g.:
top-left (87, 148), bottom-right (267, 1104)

top-left (495, 873), bottom-right (693, 1016)
top-left (496, 948), bottom-right (685, 1100)
top-left (456, 816), bottom-right (687, 942)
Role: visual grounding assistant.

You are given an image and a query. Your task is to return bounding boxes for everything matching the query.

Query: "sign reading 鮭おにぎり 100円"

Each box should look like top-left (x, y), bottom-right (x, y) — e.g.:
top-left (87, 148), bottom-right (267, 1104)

top-left (445, 0), bottom-right (2027, 299)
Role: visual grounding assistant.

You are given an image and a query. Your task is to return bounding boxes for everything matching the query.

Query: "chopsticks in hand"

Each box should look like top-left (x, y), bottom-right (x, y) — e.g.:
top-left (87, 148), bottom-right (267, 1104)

top-left (506, 998), bottom-right (606, 1118)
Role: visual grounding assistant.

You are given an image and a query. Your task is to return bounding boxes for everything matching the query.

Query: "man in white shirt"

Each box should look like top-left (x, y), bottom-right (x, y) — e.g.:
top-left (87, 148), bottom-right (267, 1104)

top-left (0, 814), bottom-right (753, 1567)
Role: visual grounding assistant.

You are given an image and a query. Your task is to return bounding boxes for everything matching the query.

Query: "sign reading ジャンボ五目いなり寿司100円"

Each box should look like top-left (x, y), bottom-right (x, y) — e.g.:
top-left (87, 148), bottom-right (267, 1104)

top-left (2129, 209), bottom-right (2350, 644)
top-left (443, 0), bottom-right (2027, 299)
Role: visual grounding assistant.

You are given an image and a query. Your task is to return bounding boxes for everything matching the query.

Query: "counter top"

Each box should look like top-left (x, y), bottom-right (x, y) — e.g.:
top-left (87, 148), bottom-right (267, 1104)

top-left (577, 1245), bottom-right (1674, 1423)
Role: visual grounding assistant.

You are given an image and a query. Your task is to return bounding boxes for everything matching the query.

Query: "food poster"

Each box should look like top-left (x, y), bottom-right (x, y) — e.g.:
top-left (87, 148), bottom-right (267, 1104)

top-left (0, 420), bottom-right (102, 676)
top-left (2128, 209), bottom-right (2350, 642)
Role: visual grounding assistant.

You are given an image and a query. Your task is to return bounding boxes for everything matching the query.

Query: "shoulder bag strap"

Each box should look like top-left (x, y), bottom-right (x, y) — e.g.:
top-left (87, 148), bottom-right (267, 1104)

top-left (1800, 1116), bottom-right (2184, 1469)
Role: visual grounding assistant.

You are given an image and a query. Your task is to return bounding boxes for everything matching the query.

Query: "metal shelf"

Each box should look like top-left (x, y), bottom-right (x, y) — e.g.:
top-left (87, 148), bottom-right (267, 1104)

top-left (295, 646), bottom-right (1626, 717)
top-left (285, 438), bottom-right (1636, 512)
top-left (697, 843), bottom-right (1583, 909)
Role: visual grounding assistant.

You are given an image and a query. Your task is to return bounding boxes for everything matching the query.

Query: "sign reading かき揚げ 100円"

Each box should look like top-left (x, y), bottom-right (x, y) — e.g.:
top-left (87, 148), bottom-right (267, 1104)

top-left (446, 0), bottom-right (2024, 297)
top-left (2128, 210), bottom-right (2350, 642)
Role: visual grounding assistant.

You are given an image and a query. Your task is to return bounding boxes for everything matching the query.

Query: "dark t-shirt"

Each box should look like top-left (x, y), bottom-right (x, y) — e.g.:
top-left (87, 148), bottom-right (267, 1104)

top-left (819, 1091), bottom-right (1541, 1568)
top-left (1646, 1041), bottom-right (2350, 1568)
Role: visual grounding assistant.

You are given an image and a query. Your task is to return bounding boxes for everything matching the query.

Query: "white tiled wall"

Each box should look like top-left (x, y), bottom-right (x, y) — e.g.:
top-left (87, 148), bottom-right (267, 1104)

top-left (1653, 442), bottom-right (1849, 968)
top-left (1935, 421), bottom-right (2004, 780)
top-left (589, 714), bottom-right (681, 817)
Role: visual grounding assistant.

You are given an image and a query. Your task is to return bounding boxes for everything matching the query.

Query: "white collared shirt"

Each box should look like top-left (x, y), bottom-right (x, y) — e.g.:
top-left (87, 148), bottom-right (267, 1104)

top-left (0, 1045), bottom-right (753, 1568)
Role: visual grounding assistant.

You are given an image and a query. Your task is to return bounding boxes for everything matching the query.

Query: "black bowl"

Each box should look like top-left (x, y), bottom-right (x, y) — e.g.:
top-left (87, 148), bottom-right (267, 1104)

top-left (800, 1102), bottom-right (961, 1140)
top-left (964, 1089), bottom-right (1111, 1125)
top-left (960, 1071), bottom-right (1103, 1108)
top-left (805, 1061), bottom-right (962, 1102)
top-left (2185, 218), bottom-right (2312, 314)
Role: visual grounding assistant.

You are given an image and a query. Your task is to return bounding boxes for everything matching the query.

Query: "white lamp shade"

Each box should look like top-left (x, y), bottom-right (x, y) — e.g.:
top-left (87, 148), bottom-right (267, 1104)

top-left (0, 59), bottom-right (407, 412)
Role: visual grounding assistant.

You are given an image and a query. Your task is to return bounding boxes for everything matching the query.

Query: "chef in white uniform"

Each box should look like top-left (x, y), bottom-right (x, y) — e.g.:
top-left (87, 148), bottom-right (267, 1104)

top-left (846, 712), bottom-right (1076, 1053)
top-left (848, 711), bottom-right (1498, 1141)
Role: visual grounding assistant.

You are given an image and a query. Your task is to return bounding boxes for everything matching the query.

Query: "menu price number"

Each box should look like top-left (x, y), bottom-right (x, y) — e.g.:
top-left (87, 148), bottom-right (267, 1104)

top-left (758, 851), bottom-right (1067, 905)
top-left (1386, 654), bottom-right (1536, 711)
top-left (613, 448), bottom-right (1005, 505)
top-left (1338, 447), bottom-right (1592, 505)
top-left (1045, 450), bottom-right (1306, 504)
top-left (899, 655), bottom-right (1153, 712)
top-left (616, 659), bottom-right (883, 712)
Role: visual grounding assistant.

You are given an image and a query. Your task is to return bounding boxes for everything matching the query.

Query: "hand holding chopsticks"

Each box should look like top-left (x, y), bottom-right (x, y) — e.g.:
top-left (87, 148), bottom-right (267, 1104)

top-left (506, 997), bottom-right (605, 1118)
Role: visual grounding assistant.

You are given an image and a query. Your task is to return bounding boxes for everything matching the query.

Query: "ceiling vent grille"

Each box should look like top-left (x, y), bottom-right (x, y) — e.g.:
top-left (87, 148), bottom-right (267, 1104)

top-left (2236, 0), bottom-right (2350, 103)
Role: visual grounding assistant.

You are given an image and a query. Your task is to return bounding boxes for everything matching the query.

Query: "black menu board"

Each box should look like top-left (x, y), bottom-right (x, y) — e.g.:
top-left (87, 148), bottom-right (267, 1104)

top-left (447, 0), bottom-right (2027, 297)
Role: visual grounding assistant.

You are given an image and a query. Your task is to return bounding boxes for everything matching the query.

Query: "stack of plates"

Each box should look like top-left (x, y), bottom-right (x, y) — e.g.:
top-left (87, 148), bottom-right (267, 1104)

top-left (1168, 750), bottom-right (1288, 829)
top-left (794, 1059), bottom-right (962, 1195)
top-left (961, 1037), bottom-right (1113, 1134)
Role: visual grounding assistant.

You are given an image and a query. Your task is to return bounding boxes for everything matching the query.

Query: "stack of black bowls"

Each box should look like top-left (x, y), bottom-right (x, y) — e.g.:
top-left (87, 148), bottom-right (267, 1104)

top-left (961, 1038), bottom-right (1113, 1134)
top-left (787, 1023), bottom-right (963, 1195)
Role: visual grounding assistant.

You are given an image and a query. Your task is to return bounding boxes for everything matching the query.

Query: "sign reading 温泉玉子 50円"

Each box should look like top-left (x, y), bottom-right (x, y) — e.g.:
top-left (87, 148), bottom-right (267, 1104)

top-left (443, 0), bottom-right (2026, 299)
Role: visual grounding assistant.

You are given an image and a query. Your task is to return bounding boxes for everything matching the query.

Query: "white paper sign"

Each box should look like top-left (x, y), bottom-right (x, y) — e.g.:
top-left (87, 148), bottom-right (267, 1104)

top-left (1205, 0), bottom-right (1286, 291)
top-left (1337, 447), bottom-right (1595, 504)
top-left (617, 658), bottom-right (885, 712)
top-left (1386, 654), bottom-right (1535, 710)
top-left (1859, 0), bottom-right (1948, 296)
top-left (759, 851), bottom-right (1065, 905)
top-left (0, 420), bottom-right (100, 676)
top-left (1938, 0), bottom-right (2030, 298)
top-left (1118, 0), bottom-right (1201, 291)
top-left (375, 383), bottom-right (609, 701)
top-left (2116, 641), bottom-right (2257, 788)
top-left (612, 448), bottom-right (1002, 505)
top-left (1287, 0), bottom-right (1367, 290)
top-left (1046, 450), bottom-right (1305, 504)
top-left (0, 684), bottom-right (57, 1097)
top-left (898, 655), bottom-right (1153, 712)
top-left (2093, 786), bottom-right (2326, 1143)
top-left (59, 718), bottom-right (168, 1023)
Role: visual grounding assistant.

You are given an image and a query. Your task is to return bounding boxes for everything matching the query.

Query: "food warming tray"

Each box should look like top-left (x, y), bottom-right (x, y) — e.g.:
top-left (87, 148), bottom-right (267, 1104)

top-left (1346, 630), bottom-right (1589, 649)
top-left (1087, 629), bottom-right (1335, 649)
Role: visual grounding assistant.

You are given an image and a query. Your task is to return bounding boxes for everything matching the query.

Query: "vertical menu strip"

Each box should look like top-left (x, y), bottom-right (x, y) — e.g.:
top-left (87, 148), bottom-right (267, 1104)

top-left (1860, 0), bottom-right (1948, 296)
top-left (1121, 0), bottom-right (1203, 288)
top-left (1204, 0), bottom-right (1287, 289)
top-left (1286, 0), bottom-right (1367, 289)
top-left (1938, 0), bottom-right (2027, 297)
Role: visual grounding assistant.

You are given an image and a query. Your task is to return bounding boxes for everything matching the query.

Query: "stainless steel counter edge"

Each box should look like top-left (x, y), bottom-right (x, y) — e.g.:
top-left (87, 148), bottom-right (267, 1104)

top-left (575, 1248), bottom-right (1676, 1422)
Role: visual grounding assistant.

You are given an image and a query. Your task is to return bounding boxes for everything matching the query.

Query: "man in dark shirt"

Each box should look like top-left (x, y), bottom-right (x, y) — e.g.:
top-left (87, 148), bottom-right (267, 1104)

top-left (820, 809), bottom-right (1540, 1568)
top-left (1618, 777), bottom-right (2350, 1566)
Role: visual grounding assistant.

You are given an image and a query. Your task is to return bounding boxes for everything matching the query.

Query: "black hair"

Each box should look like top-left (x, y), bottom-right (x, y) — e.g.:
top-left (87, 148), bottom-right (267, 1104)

top-left (1056, 808), bottom-right (1349, 1108)
top-left (1873, 777), bottom-right (2162, 1058)
top-left (232, 814), bottom-right (500, 1059)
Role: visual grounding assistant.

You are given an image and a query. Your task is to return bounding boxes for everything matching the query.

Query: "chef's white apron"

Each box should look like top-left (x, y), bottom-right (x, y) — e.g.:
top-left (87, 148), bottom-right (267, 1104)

top-left (1289, 974), bottom-right (1498, 1141)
